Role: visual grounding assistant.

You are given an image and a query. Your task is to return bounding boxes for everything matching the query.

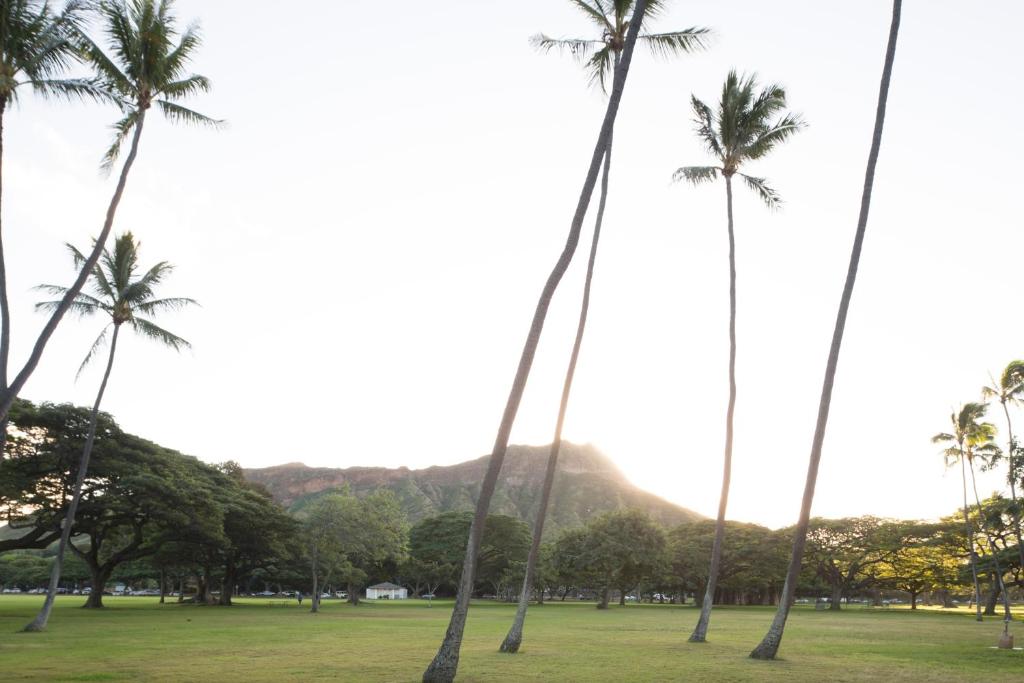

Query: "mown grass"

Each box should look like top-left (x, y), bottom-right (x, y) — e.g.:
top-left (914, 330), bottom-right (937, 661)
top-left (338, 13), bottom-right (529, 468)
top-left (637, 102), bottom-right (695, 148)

top-left (0, 596), bottom-right (1022, 681)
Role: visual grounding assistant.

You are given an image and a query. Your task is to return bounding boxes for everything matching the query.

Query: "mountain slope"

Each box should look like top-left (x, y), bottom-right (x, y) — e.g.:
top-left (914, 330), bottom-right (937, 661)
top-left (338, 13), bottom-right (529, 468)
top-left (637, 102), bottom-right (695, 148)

top-left (244, 442), bottom-right (701, 536)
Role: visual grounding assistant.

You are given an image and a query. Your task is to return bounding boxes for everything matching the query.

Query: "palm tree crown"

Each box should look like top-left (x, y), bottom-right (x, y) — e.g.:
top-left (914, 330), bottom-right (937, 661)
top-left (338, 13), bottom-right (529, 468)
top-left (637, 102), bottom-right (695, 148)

top-left (982, 361), bottom-right (1024, 411)
top-left (0, 0), bottom-right (101, 104)
top-left (81, 0), bottom-right (222, 171)
top-left (35, 231), bottom-right (196, 377)
top-left (531, 0), bottom-right (710, 91)
top-left (674, 70), bottom-right (804, 207)
top-left (933, 402), bottom-right (1000, 467)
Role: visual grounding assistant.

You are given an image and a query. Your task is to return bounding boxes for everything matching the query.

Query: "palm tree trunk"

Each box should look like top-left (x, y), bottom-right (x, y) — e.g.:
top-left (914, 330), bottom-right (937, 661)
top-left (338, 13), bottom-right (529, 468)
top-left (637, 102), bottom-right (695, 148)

top-left (310, 554), bottom-right (319, 614)
top-left (961, 452), bottom-right (983, 621)
top-left (691, 172), bottom-right (738, 643)
top-left (500, 129), bottom-right (615, 655)
top-left (420, 6), bottom-right (649, 681)
top-left (23, 324), bottom-right (121, 632)
top-left (0, 110), bottom-right (146, 423)
top-left (968, 459), bottom-right (1012, 620)
top-left (0, 97), bottom-right (9, 458)
top-left (749, 0), bottom-right (902, 660)
top-left (1001, 401), bottom-right (1024, 573)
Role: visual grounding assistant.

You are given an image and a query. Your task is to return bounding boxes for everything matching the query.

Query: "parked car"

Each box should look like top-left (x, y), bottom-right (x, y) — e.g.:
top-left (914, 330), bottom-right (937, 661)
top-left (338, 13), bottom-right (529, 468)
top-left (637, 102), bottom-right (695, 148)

top-left (421, 594), bottom-right (436, 600)
top-left (334, 591), bottom-right (348, 599)
top-left (257, 590), bottom-right (275, 597)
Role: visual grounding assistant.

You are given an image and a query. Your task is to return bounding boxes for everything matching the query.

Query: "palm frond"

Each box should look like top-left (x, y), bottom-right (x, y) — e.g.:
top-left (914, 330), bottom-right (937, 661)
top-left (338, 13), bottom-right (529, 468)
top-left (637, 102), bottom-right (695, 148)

top-left (100, 109), bottom-right (140, 174)
top-left (672, 165), bottom-right (719, 185)
top-left (567, 0), bottom-right (614, 33)
top-left (640, 27), bottom-right (712, 58)
top-left (76, 324), bottom-right (112, 380)
top-left (528, 34), bottom-right (602, 63)
top-left (134, 296), bottom-right (198, 315)
top-left (690, 95), bottom-right (722, 159)
top-left (158, 73), bottom-right (210, 99)
top-left (585, 44), bottom-right (614, 93)
top-left (739, 173), bottom-right (781, 209)
top-left (156, 99), bottom-right (223, 128)
top-left (743, 113), bottom-right (806, 161)
top-left (28, 77), bottom-right (111, 102)
top-left (130, 316), bottom-right (191, 352)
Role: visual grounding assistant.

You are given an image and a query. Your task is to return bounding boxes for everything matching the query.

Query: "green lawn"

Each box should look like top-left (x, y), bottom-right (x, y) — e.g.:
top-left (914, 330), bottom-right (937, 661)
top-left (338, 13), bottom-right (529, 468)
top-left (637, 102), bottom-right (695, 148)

top-left (0, 596), bottom-right (1022, 681)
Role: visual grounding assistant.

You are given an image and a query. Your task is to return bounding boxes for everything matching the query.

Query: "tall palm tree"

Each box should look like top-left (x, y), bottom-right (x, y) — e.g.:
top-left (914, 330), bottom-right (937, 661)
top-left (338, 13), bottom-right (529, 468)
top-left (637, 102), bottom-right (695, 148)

top-left (0, 0), bottom-right (218, 424)
top-left (24, 231), bottom-right (195, 632)
top-left (749, 0), bottom-right (902, 660)
top-left (933, 403), bottom-right (995, 621)
top-left (982, 361), bottom-right (1024, 571)
top-left (0, 0), bottom-right (102, 452)
top-left (673, 71), bottom-right (802, 643)
top-left (499, 1), bottom-right (709, 655)
top-left (421, 3), bottom-right (651, 681)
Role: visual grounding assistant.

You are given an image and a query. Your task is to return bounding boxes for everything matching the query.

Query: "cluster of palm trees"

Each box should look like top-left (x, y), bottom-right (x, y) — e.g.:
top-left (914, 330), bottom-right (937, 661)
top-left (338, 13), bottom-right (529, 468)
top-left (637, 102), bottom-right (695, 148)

top-left (933, 361), bottom-right (1024, 626)
top-left (424, 0), bottom-right (903, 680)
top-left (0, 0), bottom-right (214, 631)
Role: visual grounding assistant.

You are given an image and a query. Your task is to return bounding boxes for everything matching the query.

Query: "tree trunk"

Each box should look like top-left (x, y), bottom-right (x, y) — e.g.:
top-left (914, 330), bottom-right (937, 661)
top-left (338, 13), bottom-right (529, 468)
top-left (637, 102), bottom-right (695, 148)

top-left (985, 575), bottom-right (999, 616)
top-left (597, 586), bottom-right (610, 610)
top-left (219, 566), bottom-right (235, 606)
top-left (83, 565), bottom-right (109, 609)
top-left (177, 575), bottom-right (185, 603)
top-left (1001, 401), bottom-right (1024, 573)
top-left (910, 591), bottom-right (918, 610)
top-left (420, 7), bottom-right (649, 682)
top-left (619, 590), bottom-right (626, 607)
top-left (310, 559), bottom-right (320, 614)
top-left (24, 325), bottom-right (121, 632)
top-left (692, 175), bottom-right (739, 643)
top-left (0, 108), bottom-right (146, 423)
top-left (829, 584), bottom-right (843, 611)
top-left (960, 453), bottom-right (984, 621)
top-left (0, 97), bottom-right (9, 459)
top-left (940, 590), bottom-right (953, 608)
top-left (159, 568), bottom-right (166, 604)
top-left (749, 0), bottom-right (902, 660)
top-left (500, 124), bottom-right (616, 657)
top-left (968, 461), bottom-right (1012, 620)
top-left (348, 582), bottom-right (360, 606)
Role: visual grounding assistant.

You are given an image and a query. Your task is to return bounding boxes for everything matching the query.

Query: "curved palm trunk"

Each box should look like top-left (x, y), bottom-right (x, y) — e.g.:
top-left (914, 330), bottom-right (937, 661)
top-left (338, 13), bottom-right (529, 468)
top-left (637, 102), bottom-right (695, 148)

top-left (961, 451), bottom-right (984, 621)
top-left (500, 130), bottom-right (615, 655)
top-left (968, 458), bottom-right (1012, 620)
top-left (749, 0), bottom-right (902, 660)
top-left (0, 110), bottom-right (146, 423)
top-left (24, 324), bottom-right (121, 632)
top-left (1000, 401), bottom-right (1024, 573)
top-left (421, 6), bottom-right (649, 681)
top-left (690, 173), bottom-right (738, 643)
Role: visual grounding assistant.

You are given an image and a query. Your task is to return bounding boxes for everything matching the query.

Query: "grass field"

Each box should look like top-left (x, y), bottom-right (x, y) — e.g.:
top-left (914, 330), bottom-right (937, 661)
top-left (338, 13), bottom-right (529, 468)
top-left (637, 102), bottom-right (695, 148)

top-left (1, 596), bottom-right (1022, 681)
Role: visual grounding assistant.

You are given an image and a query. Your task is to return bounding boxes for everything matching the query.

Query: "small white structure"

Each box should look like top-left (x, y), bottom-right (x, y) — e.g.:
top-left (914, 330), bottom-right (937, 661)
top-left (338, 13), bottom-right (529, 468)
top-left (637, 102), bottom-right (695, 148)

top-left (366, 582), bottom-right (408, 600)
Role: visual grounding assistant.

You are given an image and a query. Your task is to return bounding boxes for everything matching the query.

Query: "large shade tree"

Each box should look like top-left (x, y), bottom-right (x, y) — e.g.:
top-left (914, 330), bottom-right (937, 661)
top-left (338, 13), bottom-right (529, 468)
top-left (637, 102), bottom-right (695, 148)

top-left (422, 3), bottom-right (651, 681)
top-left (501, 0), bottom-right (709, 654)
top-left (24, 232), bottom-right (195, 631)
top-left (749, 0), bottom-right (903, 660)
top-left (673, 69), bottom-right (803, 642)
top-left (0, 0), bottom-right (218, 424)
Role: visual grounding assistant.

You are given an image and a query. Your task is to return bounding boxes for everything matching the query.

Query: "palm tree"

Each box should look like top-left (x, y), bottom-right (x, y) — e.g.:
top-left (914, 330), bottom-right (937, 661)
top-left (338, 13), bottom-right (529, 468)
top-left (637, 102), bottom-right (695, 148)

top-left (0, 0), bottom-right (218, 424)
top-left (933, 403), bottom-right (995, 622)
top-left (499, 1), bottom-right (709, 655)
top-left (982, 361), bottom-right (1024, 571)
top-left (24, 231), bottom-right (195, 632)
top-left (421, 3), bottom-right (651, 681)
top-left (749, 0), bottom-right (903, 660)
top-left (673, 71), bottom-right (803, 643)
top-left (0, 0), bottom-right (102, 451)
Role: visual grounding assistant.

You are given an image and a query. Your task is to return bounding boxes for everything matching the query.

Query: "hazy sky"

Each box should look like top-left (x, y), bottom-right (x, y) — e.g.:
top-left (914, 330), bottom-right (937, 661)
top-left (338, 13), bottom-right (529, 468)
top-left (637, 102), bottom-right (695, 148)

top-left (8, 1), bottom-right (1024, 529)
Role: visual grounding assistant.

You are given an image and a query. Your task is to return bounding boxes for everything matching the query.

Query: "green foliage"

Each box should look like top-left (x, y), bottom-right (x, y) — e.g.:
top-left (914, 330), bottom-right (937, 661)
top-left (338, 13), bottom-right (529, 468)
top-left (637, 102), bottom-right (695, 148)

top-left (77, 0), bottom-right (222, 171)
top-left (674, 69), bottom-right (805, 207)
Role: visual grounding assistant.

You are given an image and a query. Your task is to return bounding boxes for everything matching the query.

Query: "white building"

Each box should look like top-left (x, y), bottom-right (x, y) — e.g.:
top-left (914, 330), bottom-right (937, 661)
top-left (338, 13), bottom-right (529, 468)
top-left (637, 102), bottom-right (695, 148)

top-left (366, 582), bottom-right (408, 600)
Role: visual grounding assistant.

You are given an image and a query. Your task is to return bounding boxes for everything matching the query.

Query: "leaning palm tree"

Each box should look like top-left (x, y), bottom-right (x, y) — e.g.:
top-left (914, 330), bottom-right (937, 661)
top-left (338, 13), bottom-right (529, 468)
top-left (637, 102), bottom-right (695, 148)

top-left (982, 361), bottom-right (1024, 571)
top-left (0, 0), bottom-right (102, 451)
top-left (749, 0), bottom-right (903, 660)
top-left (499, 1), bottom-right (709, 655)
top-left (673, 70), bottom-right (802, 643)
top-left (24, 231), bottom-right (196, 632)
top-left (0, 0), bottom-right (218, 424)
top-left (421, 3), bottom-right (652, 682)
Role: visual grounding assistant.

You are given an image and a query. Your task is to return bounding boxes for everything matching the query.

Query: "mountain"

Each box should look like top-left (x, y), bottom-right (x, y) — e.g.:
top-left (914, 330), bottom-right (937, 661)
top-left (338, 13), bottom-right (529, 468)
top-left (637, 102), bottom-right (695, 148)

top-left (244, 442), bottom-right (702, 536)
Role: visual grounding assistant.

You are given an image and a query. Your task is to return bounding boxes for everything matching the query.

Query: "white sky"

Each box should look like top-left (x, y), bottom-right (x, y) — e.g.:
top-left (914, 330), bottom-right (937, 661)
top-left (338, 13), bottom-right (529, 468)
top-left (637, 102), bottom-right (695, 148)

top-left (7, 1), bottom-right (1024, 529)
